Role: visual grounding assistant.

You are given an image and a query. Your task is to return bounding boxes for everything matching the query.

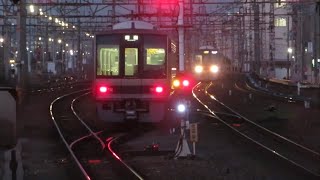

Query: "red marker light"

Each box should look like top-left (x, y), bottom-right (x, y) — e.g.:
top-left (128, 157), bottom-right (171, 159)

top-left (99, 86), bottom-right (107, 93)
top-left (182, 80), bottom-right (189, 87)
top-left (155, 86), bottom-right (163, 93)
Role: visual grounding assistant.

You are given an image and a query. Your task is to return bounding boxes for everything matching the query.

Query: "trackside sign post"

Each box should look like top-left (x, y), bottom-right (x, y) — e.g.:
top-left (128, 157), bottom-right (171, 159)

top-left (189, 123), bottom-right (198, 155)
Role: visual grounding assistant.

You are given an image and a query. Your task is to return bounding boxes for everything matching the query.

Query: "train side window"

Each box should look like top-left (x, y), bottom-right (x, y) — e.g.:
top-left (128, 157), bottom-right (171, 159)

top-left (124, 48), bottom-right (138, 76)
top-left (97, 47), bottom-right (119, 76)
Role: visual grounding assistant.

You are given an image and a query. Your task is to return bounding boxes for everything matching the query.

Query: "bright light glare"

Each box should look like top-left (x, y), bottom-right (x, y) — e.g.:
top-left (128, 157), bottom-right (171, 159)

top-left (210, 65), bottom-right (219, 73)
top-left (177, 104), bottom-right (186, 113)
top-left (0, 38), bottom-right (4, 43)
top-left (173, 80), bottom-right (180, 87)
top-left (182, 80), bottom-right (189, 87)
top-left (29, 5), bottom-right (35, 13)
top-left (212, 51), bottom-right (218, 54)
top-left (195, 65), bottom-right (203, 73)
top-left (99, 86), bottom-right (107, 93)
top-left (155, 86), bottom-right (163, 93)
top-left (287, 47), bottom-right (293, 53)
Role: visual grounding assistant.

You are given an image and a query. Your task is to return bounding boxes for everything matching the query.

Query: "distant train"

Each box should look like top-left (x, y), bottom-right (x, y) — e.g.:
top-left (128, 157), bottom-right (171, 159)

top-left (192, 45), bottom-right (230, 81)
top-left (93, 21), bottom-right (178, 124)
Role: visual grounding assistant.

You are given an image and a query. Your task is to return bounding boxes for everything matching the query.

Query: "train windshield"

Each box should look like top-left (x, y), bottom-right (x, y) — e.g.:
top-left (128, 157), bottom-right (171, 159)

top-left (203, 55), bottom-right (213, 65)
top-left (97, 46), bottom-right (119, 76)
top-left (125, 48), bottom-right (138, 76)
top-left (142, 35), bottom-right (167, 78)
top-left (96, 35), bottom-right (120, 77)
top-left (96, 34), bottom-right (167, 78)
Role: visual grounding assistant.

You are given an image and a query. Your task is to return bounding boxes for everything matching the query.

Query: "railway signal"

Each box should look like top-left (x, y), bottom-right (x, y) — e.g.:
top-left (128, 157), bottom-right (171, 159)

top-left (174, 99), bottom-right (192, 158)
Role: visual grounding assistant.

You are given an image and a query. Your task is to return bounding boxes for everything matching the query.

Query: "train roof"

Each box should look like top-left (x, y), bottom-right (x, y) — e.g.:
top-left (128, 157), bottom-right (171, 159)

top-left (95, 21), bottom-right (167, 35)
top-left (113, 21), bottom-right (155, 30)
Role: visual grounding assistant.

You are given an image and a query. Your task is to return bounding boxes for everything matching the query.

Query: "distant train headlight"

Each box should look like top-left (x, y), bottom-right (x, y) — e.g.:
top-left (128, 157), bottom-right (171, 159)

top-left (210, 65), bottom-right (219, 73)
top-left (194, 65), bottom-right (203, 73)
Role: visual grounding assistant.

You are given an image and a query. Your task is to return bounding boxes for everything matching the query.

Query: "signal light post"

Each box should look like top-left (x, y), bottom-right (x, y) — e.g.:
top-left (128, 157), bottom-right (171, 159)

top-left (174, 98), bottom-right (192, 159)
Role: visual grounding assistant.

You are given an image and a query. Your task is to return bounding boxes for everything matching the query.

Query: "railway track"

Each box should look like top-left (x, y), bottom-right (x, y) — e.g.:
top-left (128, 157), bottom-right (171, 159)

top-left (50, 90), bottom-right (145, 180)
top-left (193, 82), bottom-right (320, 178)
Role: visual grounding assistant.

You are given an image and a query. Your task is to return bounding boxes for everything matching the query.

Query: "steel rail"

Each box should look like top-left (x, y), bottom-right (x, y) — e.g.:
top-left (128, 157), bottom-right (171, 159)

top-left (73, 92), bottom-right (145, 180)
top-left (71, 92), bottom-right (106, 149)
top-left (192, 82), bottom-right (320, 177)
top-left (50, 89), bottom-right (92, 180)
top-left (70, 130), bottom-right (104, 149)
top-left (107, 136), bottom-right (144, 180)
top-left (205, 82), bottom-right (320, 157)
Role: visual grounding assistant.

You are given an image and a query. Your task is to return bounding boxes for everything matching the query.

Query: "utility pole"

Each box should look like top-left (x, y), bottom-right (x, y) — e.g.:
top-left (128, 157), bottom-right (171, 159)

top-left (77, 19), bottom-right (81, 78)
top-left (231, 7), bottom-right (235, 71)
top-left (178, 0), bottom-right (185, 71)
top-left (269, 1), bottom-right (275, 78)
top-left (253, 0), bottom-right (261, 74)
top-left (287, 16), bottom-right (290, 79)
top-left (112, 0), bottom-right (116, 24)
top-left (299, 5), bottom-right (305, 81)
top-left (17, 0), bottom-right (28, 101)
top-left (3, 20), bottom-right (10, 82)
top-left (44, 22), bottom-right (49, 73)
top-left (137, 0), bottom-right (143, 20)
top-left (313, 4), bottom-right (319, 84)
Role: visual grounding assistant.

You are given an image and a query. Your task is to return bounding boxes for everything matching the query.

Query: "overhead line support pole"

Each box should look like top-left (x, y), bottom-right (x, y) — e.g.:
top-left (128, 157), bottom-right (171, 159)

top-left (17, 0), bottom-right (28, 103)
top-left (178, 0), bottom-right (184, 72)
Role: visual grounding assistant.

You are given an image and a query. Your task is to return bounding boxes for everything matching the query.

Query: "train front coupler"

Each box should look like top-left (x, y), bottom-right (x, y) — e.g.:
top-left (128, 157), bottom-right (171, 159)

top-left (124, 100), bottom-right (138, 120)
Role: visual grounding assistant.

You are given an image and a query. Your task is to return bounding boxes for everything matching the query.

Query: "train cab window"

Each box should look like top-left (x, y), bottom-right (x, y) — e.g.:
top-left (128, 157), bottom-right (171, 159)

top-left (146, 48), bottom-right (165, 65)
top-left (142, 35), bottom-right (167, 78)
top-left (143, 48), bottom-right (166, 77)
top-left (124, 48), bottom-right (138, 76)
top-left (97, 47), bottom-right (119, 76)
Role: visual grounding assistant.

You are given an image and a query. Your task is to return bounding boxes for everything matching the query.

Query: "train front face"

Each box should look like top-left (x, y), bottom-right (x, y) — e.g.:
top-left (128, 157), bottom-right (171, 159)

top-left (193, 53), bottom-right (221, 81)
top-left (93, 32), bottom-right (171, 123)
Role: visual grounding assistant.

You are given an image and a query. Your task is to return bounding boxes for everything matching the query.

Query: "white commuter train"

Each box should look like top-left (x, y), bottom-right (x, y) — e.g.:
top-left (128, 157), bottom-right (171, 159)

top-left (93, 21), bottom-right (178, 124)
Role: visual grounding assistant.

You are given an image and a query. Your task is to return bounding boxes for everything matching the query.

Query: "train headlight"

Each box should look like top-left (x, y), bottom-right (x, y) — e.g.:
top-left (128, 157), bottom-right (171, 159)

top-left (177, 104), bottom-right (186, 113)
top-left (210, 65), bottom-right (219, 73)
top-left (194, 65), bottom-right (203, 73)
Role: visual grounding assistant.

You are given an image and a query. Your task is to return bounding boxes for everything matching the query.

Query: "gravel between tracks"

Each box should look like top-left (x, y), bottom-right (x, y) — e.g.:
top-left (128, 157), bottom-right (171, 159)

top-left (77, 91), bottom-right (317, 180)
